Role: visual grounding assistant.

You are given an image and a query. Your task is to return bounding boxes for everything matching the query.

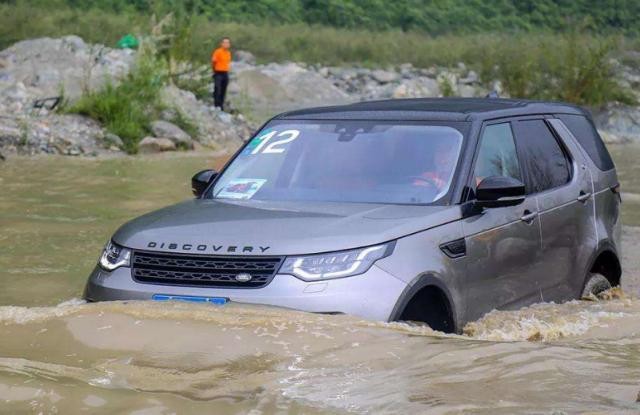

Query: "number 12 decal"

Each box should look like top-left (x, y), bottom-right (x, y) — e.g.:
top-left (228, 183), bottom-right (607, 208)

top-left (251, 130), bottom-right (300, 154)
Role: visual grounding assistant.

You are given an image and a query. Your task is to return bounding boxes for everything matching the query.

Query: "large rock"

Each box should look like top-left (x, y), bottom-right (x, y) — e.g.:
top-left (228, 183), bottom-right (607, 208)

top-left (594, 104), bottom-right (640, 143)
top-left (160, 85), bottom-right (253, 151)
top-left (392, 77), bottom-right (440, 98)
top-left (150, 120), bottom-right (192, 146)
top-left (138, 136), bottom-right (176, 153)
top-left (229, 62), bottom-right (351, 119)
top-left (371, 69), bottom-right (399, 84)
top-left (0, 36), bottom-right (135, 111)
top-left (0, 113), bottom-right (114, 156)
top-left (234, 50), bottom-right (256, 65)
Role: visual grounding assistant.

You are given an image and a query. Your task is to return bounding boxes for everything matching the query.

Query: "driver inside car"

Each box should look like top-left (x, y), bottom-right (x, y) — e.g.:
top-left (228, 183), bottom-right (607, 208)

top-left (413, 139), bottom-right (457, 192)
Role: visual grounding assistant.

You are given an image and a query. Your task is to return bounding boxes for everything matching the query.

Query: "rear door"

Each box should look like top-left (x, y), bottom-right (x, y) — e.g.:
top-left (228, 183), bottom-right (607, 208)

top-left (463, 122), bottom-right (542, 322)
top-left (511, 118), bottom-right (596, 301)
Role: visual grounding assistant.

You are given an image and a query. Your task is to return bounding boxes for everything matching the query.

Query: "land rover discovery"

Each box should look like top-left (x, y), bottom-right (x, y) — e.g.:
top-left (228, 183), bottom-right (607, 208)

top-left (84, 98), bottom-right (622, 333)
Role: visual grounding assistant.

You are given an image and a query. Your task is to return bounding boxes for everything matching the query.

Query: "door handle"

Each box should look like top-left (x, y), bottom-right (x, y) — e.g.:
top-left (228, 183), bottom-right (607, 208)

top-left (521, 210), bottom-right (538, 224)
top-left (577, 191), bottom-right (591, 203)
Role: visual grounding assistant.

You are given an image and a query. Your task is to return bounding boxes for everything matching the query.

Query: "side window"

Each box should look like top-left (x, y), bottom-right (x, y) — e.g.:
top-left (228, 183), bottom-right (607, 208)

top-left (513, 119), bottom-right (571, 193)
top-left (555, 113), bottom-right (614, 171)
top-left (473, 123), bottom-right (522, 187)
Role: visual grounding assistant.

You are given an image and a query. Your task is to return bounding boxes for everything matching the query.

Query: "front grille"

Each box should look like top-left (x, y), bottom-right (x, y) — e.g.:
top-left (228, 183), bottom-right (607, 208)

top-left (131, 250), bottom-right (283, 288)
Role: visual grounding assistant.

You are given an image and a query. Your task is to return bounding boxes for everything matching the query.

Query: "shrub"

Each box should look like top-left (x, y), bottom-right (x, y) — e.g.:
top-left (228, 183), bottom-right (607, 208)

top-left (66, 44), bottom-right (167, 153)
top-left (479, 32), bottom-right (636, 107)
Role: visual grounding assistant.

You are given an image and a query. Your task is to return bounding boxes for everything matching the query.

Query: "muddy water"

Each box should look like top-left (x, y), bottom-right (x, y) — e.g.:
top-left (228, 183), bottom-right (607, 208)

top-left (1, 147), bottom-right (640, 414)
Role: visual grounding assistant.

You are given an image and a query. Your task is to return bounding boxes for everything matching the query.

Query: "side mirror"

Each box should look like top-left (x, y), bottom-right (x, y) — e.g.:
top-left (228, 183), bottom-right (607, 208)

top-left (191, 169), bottom-right (217, 197)
top-left (475, 176), bottom-right (525, 208)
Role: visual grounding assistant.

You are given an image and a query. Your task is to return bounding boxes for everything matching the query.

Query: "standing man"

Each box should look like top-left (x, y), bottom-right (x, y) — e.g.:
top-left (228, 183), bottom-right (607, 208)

top-left (211, 37), bottom-right (232, 111)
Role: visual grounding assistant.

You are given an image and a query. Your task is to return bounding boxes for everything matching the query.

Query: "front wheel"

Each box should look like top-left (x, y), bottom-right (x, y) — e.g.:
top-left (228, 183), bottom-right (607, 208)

top-left (581, 273), bottom-right (612, 299)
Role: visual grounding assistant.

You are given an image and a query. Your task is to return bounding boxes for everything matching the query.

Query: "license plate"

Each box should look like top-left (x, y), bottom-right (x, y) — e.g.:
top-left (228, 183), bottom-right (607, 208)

top-left (152, 294), bottom-right (228, 305)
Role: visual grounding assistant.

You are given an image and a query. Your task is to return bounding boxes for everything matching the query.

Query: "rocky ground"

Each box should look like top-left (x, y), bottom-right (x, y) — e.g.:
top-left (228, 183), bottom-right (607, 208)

top-left (1, 36), bottom-right (640, 158)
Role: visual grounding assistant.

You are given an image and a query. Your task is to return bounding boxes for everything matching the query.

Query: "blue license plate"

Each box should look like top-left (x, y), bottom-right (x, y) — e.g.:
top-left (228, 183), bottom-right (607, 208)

top-left (152, 294), bottom-right (228, 305)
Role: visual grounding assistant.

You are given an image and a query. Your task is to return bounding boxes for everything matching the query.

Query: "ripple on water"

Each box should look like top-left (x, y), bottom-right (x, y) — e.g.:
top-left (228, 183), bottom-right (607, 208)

top-left (0, 296), bottom-right (638, 413)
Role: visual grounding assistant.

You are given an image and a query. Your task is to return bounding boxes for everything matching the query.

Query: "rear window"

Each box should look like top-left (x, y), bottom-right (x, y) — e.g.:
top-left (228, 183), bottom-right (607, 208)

top-left (555, 114), bottom-right (614, 171)
top-left (512, 119), bottom-right (571, 194)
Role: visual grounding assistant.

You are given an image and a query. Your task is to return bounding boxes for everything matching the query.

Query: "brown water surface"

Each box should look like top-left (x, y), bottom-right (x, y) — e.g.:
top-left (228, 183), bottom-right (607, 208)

top-left (0, 148), bottom-right (639, 414)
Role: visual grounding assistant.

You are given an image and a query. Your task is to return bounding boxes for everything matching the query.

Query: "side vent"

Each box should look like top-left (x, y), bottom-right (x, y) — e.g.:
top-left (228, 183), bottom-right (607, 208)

top-left (440, 238), bottom-right (467, 259)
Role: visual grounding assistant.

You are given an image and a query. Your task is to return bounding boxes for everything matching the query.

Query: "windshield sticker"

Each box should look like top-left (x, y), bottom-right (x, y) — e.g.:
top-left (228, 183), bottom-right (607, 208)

top-left (217, 178), bottom-right (266, 200)
top-left (244, 129), bottom-right (274, 155)
top-left (246, 129), bottom-right (301, 155)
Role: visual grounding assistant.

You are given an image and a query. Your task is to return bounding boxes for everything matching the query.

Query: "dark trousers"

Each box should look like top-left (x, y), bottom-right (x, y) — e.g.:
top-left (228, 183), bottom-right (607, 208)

top-left (213, 71), bottom-right (229, 110)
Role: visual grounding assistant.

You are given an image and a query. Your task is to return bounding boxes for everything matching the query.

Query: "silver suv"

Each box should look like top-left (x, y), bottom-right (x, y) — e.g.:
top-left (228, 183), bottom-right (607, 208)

top-left (85, 98), bottom-right (622, 333)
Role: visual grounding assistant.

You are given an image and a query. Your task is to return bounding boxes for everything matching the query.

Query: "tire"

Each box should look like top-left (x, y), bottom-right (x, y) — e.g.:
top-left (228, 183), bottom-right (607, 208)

top-left (581, 273), bottom-right (612, 299)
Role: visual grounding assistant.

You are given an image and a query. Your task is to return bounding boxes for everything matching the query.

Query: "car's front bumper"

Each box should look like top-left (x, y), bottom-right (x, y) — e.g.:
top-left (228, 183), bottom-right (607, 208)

top-left (84, 264), bottom-right (408, 321)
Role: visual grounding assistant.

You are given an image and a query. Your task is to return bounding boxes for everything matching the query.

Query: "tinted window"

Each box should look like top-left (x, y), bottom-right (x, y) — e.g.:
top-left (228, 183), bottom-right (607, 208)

top-left (513, 120), bottom-right (571, 193)
top-left (555, 113), bottom-right (614, 171)
top-left (210, 120), bottom-right (467, 205)
top-left (474, 123), bottom-right (521, 187)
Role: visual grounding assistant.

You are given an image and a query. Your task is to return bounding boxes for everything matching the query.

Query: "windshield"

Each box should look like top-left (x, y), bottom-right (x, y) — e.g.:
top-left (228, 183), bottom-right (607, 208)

top-left (210, 120), bottom-right (467, 205)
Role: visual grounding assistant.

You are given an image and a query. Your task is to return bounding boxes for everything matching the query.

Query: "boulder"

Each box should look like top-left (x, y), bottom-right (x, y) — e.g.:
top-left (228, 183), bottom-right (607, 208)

top-left (230, 62), bottom-right (350, 119)
top-left (392, 77), bottom-right (440, 98)
top-left (459, 70), bottom-right (479, 85)
top-left (458, 84), bottom-right (478, 98)
top-left (371, 69), bottom-right (399, 84)
top-left (594, 104), bottom-right (640, 143)
top-left (104, 132), bottom-right (124, 148)
top-left (0, 36), bottom-right (135, 108)
top-left (234, 50), bottom-right (256, 65)
top-left (160, 85), bottom-right (253, 151)
top-left (0, 113), bottom-right (111, 156)
top-left (138, 136), bottom-right (176, 153)
top-left (150, 120), bottom-right (192, 146)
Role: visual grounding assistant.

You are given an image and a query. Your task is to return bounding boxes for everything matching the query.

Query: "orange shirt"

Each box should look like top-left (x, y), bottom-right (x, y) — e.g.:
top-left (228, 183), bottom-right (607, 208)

top-left (211, 47), bottom-right (231, 72)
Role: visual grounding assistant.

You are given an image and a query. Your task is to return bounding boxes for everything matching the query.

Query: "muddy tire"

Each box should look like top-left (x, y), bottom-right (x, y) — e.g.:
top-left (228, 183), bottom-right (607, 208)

top-left (581, 273), bottom-right (612, 299)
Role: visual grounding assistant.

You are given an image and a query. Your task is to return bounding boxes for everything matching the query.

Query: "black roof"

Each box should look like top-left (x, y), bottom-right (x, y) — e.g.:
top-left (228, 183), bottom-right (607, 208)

top-left (277, 98), bottom-right (586, 122)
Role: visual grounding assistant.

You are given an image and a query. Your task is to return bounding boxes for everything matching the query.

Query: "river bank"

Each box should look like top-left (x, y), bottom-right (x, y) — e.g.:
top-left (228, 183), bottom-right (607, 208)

top-left (1, 36), bottom-right (640, 159)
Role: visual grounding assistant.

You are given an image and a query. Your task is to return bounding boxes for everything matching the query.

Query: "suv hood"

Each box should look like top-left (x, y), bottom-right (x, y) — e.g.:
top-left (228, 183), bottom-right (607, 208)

top-left (113, 199), bottom-right (462, 256)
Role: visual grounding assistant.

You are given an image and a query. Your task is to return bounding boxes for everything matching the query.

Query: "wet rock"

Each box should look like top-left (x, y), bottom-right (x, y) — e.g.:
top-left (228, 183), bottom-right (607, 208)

top-left (150, 120), bottom-right (192, 146)
top-left (138, 136), bottom-right (176, 153)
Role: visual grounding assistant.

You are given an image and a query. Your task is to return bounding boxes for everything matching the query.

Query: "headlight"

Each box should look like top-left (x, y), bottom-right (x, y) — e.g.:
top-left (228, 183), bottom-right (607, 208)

top-left (279, 242), bottom-right (394, 281)
top-left (99, 240), bottom-right (131, 271)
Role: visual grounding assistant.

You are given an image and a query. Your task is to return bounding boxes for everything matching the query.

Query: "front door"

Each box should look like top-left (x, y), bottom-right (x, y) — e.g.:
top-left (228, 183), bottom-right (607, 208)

top-left (463, 122), bottom-right (542, 322)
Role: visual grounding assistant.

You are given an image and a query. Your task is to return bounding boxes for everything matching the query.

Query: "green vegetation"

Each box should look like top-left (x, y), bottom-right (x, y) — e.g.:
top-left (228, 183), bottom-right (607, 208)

top-left (65, 46), bottom-right (166, 153)
top-left (6, 0), bottom-right (640, 35)
top-left (479, 32), bottom-right (636, 106)
top-left (1, 0), bottom-right (637, 113)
